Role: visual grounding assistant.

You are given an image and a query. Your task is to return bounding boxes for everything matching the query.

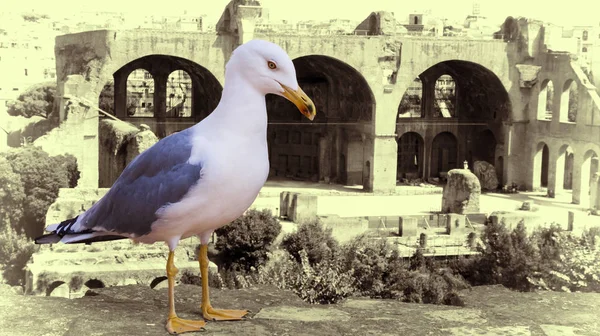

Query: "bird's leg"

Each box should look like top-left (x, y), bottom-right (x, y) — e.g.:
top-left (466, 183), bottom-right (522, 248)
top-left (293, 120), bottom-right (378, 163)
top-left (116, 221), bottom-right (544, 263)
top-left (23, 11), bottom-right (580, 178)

top-left (165, 250), bottom-right (206, 334)
top-left (199, 244), bottom-right (249, 321)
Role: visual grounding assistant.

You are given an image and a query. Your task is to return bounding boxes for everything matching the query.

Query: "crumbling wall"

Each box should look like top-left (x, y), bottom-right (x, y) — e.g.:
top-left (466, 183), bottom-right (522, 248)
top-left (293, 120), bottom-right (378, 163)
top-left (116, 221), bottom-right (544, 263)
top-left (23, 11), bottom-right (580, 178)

top-left (99, 119), bottom-right (158, 188)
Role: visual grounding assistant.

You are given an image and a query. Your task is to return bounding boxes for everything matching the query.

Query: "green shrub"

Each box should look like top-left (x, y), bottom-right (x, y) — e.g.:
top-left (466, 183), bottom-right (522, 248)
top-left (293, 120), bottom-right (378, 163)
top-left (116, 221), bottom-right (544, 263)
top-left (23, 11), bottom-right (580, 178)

top-left (341, 235), bottom-right (406, 299)
top-left (0, 227), bottom-right (37, 286)
top-left (2, 146), bottom-right (79, 239)
top-left (258, 249), bottom-right (353, 304)
top-left (281, 219), bottom-right (339, 266)
top-left (214, 208), bottom-right (281, 272)
top-left (528, 227), bottom-right (600, 293)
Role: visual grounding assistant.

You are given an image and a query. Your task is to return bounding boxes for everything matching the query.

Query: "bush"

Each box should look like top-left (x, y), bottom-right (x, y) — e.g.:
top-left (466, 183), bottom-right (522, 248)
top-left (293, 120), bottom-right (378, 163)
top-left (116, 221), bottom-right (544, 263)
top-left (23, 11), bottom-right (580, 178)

top-left (258, 249), bottom-right (354, 304)
top-left (528, 227), bottom-right (600, 293)
top-left (214, 208), bottom-right (282, 272)
top-left (341, 235), bottom-right (407, 299)
top-left (281, 219), bottom-right (339, 266)
top-left (452, 220), bottom-right (538, 291)
top-left (0, 226), bottom-right (37, 286)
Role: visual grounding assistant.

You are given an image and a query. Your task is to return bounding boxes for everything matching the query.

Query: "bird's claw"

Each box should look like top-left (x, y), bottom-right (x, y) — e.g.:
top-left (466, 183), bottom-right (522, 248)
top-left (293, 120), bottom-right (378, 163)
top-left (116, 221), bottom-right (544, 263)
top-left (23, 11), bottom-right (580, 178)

top-left (201, 306), bottom-right (249, 321)
top-left (166, 316), bottom-right (206, 334)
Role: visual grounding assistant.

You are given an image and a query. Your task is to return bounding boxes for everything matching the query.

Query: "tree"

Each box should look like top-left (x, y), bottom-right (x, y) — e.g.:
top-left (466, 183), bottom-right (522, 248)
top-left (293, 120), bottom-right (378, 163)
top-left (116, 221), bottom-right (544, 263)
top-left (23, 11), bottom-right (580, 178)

top-left (3, 146), bottom-right (79, 239)
top-left (0, 157), bottom-right (26, 232)
top-left (7, 82), bottom-right (56, 119)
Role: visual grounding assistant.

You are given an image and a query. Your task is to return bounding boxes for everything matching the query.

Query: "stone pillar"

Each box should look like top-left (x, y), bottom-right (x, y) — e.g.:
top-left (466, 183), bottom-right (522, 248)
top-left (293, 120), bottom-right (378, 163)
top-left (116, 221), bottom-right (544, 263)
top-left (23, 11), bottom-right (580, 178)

top-left (371, 134), bottom-right (398, 194)
top-left (56, 75), bottom-right (100, 188)
top-left (421, 78), bottom-right (436, 118)
top-left (546, 149), bottom-right (558, 198)
top-left (153, 73), bottom-right (169, 139)
top-left (114, 74), bottom-right (128, 119)
top-left (572, 153), bottom-right (583, 204)
top-left (590, 172), bottom-right (600, 210)
top-left (235, 5), bottom-right (262, 44)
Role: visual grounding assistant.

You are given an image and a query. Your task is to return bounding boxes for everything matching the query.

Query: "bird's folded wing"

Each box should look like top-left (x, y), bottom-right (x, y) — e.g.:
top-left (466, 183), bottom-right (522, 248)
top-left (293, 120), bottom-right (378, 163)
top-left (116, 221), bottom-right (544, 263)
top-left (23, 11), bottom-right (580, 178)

top-left (81, 127), bottom-right (204, 237)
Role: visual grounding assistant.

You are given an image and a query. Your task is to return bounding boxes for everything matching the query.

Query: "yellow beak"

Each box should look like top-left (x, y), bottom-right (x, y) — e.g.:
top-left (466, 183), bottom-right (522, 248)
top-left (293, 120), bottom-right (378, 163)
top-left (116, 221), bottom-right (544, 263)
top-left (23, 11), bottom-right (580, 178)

top-left (279, 83), bottom-right (316, 121)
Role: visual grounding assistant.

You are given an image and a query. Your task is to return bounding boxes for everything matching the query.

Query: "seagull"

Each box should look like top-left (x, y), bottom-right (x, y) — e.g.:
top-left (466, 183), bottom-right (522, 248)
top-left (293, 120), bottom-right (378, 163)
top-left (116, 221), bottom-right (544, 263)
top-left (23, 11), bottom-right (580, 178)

top-left (35, 39), bottom-right (316, 334)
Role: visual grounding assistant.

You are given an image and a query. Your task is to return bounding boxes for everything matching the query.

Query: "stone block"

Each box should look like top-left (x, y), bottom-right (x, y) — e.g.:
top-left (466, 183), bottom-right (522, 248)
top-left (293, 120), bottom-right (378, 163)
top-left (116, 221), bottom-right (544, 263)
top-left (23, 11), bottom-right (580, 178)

top-left (287, 192), bottom-right (300, 219)
top-left (319, 215), bottom-right (369, 243)
top-left (488, 211), bottom-right (548, 233)
top-left (289, 194), bottom-right (318, 223)
top-left (279, 191), bottom-right (291, 218)
top-left (446, 214), bottom-right (466, 235)
top-left (466, 213), bottom-right (488, 225)
top-left (568, 211), bottom-right (575, 231)
top-left (441, 169), bottom-right (481, 214)
top-left (399, 216), bottom-right (418, 237)
top-left (520, 201), bottom-right (533, 211)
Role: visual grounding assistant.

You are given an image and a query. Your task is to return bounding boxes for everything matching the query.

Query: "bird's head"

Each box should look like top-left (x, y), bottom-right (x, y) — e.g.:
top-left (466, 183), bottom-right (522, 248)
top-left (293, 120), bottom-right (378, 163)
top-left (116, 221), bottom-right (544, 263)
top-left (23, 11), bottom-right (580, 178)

top-left (226, 39), bottom-right (316, 121)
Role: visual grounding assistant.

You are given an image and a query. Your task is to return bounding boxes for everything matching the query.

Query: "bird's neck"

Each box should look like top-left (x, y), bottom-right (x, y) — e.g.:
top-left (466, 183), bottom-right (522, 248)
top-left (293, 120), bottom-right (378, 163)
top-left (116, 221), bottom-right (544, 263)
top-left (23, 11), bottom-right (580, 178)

top-left (202, 76), bottom-right (268, 138)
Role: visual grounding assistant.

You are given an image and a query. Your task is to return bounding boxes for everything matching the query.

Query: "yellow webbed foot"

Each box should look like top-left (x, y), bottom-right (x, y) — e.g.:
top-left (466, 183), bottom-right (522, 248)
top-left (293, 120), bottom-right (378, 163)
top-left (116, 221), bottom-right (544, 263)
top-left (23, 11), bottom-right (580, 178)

top-left (202, 305), bottom-right (249, 321)
top-left (166, 316), bottom-right (207, 334)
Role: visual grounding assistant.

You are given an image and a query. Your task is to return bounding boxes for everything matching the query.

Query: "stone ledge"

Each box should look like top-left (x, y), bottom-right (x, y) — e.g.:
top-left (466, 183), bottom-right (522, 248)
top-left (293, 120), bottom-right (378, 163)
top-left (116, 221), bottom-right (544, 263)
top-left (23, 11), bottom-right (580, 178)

top-left (1, 285), bottom-right (599, 335)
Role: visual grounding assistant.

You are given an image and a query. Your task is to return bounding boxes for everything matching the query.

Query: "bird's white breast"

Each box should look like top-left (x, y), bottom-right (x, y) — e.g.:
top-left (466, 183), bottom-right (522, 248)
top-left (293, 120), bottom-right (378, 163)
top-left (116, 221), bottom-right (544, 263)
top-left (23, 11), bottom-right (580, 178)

top-left (148, 125), bottom-right (270, 242)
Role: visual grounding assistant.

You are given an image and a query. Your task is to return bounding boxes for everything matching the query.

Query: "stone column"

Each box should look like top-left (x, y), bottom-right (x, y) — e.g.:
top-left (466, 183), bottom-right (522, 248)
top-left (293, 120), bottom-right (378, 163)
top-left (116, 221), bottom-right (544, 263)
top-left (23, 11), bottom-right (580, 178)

top-left (371, 134), bottom-right (398, 194)
top-left (421, 78), bottom-right (436, 118)
top-left (590, 173), bottom-right (600, 210)
top-left (235, 5), bottom-right (262, 44)
top-left (114, 74), bottom-right (128, 119)
top-left (56, 75), bottom-right (100, 188)
top-left (546, 149), bottom-right (558, 198)
top-left (153, 72), bottom-right (169, 139)
top-left (571, 153), bottom-right (583, 204)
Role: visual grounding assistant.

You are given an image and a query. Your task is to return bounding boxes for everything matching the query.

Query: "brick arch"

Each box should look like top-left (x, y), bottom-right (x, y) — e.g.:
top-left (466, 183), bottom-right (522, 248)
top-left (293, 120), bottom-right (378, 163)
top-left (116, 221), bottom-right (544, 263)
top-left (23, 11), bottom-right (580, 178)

top-left (395, 59), bottom-right (512, 124)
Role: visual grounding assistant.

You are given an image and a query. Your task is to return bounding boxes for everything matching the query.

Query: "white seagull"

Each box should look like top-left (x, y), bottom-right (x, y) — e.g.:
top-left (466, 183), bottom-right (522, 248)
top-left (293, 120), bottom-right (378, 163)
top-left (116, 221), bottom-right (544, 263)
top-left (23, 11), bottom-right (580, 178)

top-left (35, 39), bottom-right (316, 334)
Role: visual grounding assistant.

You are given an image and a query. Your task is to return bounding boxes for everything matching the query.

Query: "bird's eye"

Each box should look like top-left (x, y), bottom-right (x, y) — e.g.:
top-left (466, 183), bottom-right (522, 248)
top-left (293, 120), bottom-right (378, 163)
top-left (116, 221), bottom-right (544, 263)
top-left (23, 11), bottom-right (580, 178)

top-left (267, 61), bottom-right (277, 69)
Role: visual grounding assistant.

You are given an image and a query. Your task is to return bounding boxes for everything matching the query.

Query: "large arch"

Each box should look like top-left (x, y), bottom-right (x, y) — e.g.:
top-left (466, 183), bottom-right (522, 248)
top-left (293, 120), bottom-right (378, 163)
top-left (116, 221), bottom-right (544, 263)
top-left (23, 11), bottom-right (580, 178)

top-left (396, 132), bottom-right (424, 181)
top-left (266, 54), bottom-right (375, 187)
top-left (396, 60), bottom-right (510, 181)
top-left (430, 132), bottom-right (458, 178)
top-left (111, 54), bottom-right (223, 138)
top-left (533, 142), bottom-right (550, 190)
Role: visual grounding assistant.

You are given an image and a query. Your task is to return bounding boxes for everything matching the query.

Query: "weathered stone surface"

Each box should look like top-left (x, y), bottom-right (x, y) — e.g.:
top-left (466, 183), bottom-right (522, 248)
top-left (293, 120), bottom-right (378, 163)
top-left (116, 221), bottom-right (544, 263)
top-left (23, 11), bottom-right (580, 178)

top-left (124, 128), bottom-right (158, 164)
top-left (289, 194), bottom-right (318, 223)
top-left (319, 214), bottom-right (368, 242)
top-left (488, 211), bottom-right (547, 233)
top-left (2, 284), bottom-right (599, 336)
top-left (441, 169), bottom-right (481, 214)
top-left (473, 161), bottom-right (499, 191)
top-left (515, 64), bottom-right (542, 88)
top-left (254, 306), bottom-right (350, 322)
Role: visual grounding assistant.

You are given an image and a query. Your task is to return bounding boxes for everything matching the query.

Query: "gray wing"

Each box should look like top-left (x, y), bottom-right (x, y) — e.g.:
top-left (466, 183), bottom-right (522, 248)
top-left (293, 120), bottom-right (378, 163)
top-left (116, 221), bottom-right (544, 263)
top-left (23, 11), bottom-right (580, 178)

top-left (81, 127), bottom-right (203, 237)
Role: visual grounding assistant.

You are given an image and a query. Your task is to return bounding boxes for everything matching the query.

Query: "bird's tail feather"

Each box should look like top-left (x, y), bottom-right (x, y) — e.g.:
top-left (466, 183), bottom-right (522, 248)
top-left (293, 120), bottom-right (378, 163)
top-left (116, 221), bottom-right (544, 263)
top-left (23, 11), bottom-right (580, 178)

top-left (35, 216), bottom-right (128, 245)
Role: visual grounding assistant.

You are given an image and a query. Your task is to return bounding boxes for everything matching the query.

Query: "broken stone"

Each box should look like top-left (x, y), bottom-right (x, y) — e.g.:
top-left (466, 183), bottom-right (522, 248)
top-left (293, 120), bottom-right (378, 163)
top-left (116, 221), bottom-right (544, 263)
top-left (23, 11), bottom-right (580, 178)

top-left (441, 169), bottom-right (481, 214)
top-left (473, 161), bottom-right (499, 191)
top-left (520, 201), bottom-right (533, 211)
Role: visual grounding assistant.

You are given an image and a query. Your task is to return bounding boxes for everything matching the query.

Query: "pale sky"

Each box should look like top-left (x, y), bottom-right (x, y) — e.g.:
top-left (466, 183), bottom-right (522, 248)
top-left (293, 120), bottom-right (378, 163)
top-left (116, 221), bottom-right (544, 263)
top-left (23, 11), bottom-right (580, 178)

top-left (5, 0), bottom-right (598, 27)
